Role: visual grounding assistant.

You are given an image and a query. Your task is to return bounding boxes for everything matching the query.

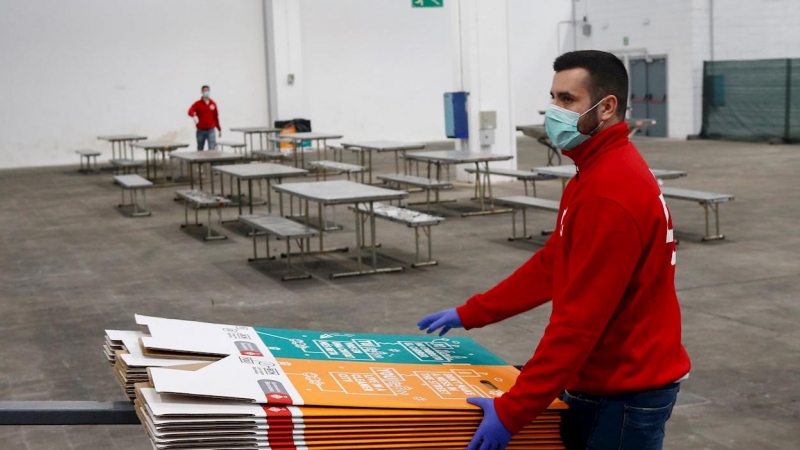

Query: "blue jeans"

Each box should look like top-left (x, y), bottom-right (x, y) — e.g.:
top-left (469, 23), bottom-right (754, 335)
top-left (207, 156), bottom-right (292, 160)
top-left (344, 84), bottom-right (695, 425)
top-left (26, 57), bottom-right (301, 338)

top-left (559, 383), bottom-right (680, 450)
top-left (196, 128), bottom-right (217, 150)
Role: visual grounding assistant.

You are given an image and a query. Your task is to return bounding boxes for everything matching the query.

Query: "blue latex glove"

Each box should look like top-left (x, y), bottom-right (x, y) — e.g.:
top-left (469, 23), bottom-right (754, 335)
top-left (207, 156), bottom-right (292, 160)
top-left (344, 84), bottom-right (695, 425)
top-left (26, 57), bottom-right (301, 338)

top-left (466, 397), bottom-right (513, 450)
top-left (417, 308), bottom-right (462, 336)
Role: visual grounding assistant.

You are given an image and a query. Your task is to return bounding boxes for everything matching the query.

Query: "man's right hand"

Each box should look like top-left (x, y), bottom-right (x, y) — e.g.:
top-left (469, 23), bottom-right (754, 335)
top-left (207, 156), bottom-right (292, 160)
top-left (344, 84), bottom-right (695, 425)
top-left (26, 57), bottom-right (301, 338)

top-left (193, 116), bottom-right (199, 124)
top-left (417, 308), bottom-right (463, 336)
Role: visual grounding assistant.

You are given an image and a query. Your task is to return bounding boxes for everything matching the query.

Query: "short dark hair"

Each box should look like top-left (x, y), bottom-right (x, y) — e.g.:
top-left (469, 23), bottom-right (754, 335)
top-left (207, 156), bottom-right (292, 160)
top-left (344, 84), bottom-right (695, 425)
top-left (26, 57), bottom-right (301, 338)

top-left (201, 85), bottom-right (210, 91)
top-left (553, 50), bottom-right (628, 120)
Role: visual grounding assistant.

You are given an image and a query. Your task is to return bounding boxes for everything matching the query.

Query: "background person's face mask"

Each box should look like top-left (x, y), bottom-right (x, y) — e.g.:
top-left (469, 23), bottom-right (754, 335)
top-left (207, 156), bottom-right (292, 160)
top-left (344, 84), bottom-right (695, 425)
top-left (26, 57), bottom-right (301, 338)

top-left (202, 91), bottom-right (210, 99)
top-left (545, 98), bottom-right (605, 150)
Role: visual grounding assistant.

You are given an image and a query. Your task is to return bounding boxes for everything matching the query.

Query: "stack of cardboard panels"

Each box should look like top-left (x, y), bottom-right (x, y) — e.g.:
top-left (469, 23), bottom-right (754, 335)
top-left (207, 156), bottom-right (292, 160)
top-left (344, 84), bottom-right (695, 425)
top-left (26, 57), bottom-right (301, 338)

top-left (103, 329), bottom-right (209, 400)
top-left (104, 329), bottom-right (130, 365)
top-left (107, 316), bottom-right (566, 449)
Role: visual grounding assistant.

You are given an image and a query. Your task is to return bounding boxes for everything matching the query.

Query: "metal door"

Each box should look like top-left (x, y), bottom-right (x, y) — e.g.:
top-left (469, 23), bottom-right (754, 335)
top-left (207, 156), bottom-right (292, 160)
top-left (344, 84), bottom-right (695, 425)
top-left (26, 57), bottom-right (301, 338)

top-left (647, 58), bottom-right (668, 137)
top-left (628, 57), bottom-right (668, 137)
top-left (630, 59), bottom-right (649, 123)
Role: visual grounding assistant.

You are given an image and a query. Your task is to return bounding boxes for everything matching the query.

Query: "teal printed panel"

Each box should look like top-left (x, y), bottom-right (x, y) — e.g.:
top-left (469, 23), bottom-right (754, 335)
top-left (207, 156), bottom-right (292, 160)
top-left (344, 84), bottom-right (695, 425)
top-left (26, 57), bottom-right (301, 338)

top-left (253, 327), bottom-right (508, 366)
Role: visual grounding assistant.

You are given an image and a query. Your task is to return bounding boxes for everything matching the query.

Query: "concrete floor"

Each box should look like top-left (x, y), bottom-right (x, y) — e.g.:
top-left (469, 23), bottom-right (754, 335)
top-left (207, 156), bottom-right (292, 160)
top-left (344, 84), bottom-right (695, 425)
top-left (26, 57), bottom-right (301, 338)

top-left (0, 135), bottom-right (798, 449)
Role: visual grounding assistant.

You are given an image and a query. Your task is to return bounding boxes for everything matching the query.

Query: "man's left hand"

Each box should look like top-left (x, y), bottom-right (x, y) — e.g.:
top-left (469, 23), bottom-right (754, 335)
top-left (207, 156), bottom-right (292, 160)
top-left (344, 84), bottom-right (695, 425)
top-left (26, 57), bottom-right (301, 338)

top-left (466, 397), bottom-right (513, 450)
top-left (218, 130), bottom-right (222, 137)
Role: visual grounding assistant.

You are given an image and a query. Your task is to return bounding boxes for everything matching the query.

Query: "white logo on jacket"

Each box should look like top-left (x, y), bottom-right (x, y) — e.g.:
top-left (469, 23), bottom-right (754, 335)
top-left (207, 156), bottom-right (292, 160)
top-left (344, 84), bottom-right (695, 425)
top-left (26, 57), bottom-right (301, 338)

top-left (559, 208), bottom-right (568, 236)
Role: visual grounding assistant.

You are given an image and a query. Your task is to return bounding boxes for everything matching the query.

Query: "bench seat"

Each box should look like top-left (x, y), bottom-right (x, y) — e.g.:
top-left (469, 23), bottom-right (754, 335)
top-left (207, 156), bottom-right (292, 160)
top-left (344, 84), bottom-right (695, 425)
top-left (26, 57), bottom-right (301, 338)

top-left (113, 175), bottom-right (152, 217)
top-left (377, 174), bottom-right (452, 189)
top-left (238, 215), bottom-right (318, 280)
top-left (464, 167), bottom-right (556, 197)
top-left (661, 186), bottom-right (734, 241)
top-left (494, 195), bottom-right (560, 241)
top-left (377, 174), bottom-right (452, 212)
top-left (175, 189), bottom-right (231, 241)
top-left (308, 160), bottom-right (365, 181)
top-left (349, 202), bottom-right (444, 267)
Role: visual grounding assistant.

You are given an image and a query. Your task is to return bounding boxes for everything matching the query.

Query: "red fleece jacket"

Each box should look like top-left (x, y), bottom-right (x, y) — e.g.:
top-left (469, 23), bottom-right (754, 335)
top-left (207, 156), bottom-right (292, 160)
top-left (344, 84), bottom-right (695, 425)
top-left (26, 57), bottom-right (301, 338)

top-left (457, 121), bottom-right (691, 434)
top-left (188, 99), bottom-right (220, 131)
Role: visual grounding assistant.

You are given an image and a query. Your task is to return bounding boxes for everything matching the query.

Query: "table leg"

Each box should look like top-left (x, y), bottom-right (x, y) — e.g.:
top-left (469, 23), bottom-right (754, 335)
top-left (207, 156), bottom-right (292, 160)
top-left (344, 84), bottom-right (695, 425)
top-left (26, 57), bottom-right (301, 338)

top-left (145, 150), bottom-right (151, 180)
top-left (248, 179), bottom-right (254, 214)
top-left (355, 205), bottom-right (362, 272)
top-left (369, 201), bottom-right (377, 269)
top-left (360, 152), bottom-right (366, 183)
top-left (189, 162), bottom-right (195, 190)
top-left (328, 201), bottom-right (403, 279)
top-left (210, 164), bottom-right (216, 194)
top-left (368, 150), bottom-right (373, 184)
top-left (394, 151), bottom-right (400, 174)
top-left (237, 178), bottom-right (243, 216)
top-left (462, 161), bottom-right (511, 217)
top-left (161, 151), bottom-right (168, 183)
top-left (318, 202), bottom-right (324, 251)
top-left (266, 179), bottom-right (272, 214)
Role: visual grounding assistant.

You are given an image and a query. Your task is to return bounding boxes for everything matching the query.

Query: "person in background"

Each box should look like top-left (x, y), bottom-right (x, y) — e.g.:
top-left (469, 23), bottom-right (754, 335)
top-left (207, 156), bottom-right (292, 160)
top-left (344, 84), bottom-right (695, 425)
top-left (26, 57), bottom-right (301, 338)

top-left (188, 85), bottom-right (221, 151)
top-left (418, 50), bottom-right (690, 450)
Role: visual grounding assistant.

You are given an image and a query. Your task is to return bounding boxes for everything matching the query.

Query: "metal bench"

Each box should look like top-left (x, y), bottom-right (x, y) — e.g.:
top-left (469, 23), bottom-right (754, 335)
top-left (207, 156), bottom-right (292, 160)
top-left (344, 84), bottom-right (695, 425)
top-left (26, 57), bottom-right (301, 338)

top-left (349, 202), bottom-right (444, 268)
top-left (113, 175), bottom-right (153, 217)
top-left (174, 189), bottom-right (232, 241)
top-left (464, 167), bottom-right (556, 197)
top-left (238, 215), bottom-right (319, 281)
top-left (377, 174), bottom-right (452, 212)
top-left (252, 149), bottom-right (290, 163)
top-left (215, 140), bottom-right (247, 155)
top-left (75, 149), bottom-right (101, 174)
top-left (307, 160), bottom-right (365, 181)
top-left (494, 196), bottom-right (560, 241)
top-left (326, 144), bottom-right (345, 162)
top-left (109, 158), bottom-right (144, 175)
top-left (661, 187), bottom-right (734, 241)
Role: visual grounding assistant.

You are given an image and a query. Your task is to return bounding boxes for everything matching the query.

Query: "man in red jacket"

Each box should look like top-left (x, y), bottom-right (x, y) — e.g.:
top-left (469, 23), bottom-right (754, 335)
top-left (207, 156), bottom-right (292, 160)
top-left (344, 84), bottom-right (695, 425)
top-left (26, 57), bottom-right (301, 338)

top-left (418, 50), bottom-right (690, 450)
top-left (188, 85), bottom-right (221, 150)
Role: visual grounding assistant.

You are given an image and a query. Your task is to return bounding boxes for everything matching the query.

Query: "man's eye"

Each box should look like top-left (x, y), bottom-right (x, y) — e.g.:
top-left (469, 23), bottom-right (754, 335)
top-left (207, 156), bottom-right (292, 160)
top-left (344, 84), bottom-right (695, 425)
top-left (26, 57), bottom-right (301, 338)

top-left (563, 98), bottom-right (573, 104)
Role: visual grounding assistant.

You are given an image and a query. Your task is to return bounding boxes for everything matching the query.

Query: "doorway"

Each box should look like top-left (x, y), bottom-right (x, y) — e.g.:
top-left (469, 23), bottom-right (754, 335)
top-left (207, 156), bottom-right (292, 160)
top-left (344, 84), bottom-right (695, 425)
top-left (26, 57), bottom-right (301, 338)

top-left (630, 57), bottom-right (668, 137)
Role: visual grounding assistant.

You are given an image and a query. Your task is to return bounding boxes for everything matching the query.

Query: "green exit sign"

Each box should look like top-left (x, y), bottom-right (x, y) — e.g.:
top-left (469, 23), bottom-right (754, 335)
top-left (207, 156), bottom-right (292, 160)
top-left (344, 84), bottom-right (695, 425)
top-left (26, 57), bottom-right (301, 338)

top-left (413, 0), bottom-right (443, 7)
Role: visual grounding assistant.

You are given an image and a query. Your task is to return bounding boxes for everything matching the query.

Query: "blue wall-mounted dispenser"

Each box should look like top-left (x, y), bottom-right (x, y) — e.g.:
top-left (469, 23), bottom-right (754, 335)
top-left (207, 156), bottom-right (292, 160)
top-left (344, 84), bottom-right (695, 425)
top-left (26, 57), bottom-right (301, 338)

top-left (444, 91), bottom-right (469, 138)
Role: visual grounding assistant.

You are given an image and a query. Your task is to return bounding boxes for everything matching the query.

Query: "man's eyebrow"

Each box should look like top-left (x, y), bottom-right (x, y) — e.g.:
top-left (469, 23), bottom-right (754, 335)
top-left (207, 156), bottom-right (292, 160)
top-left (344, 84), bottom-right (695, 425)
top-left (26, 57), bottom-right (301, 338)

top-left (553, 91), bottom-right (575, 98)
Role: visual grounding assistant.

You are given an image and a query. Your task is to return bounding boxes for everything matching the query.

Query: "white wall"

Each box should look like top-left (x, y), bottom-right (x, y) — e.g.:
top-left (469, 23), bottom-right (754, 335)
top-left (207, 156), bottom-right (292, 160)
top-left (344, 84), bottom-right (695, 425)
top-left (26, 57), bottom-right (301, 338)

top-left (575, 0), bottom-right (800, 138)
top-left (0, 0), bottom-right (269, 169)
top-left (709, 0), bottom-right (800, 61)
top-left (575, 0), bottom-right (696, 138)
top-left (296, 0), bottom-right (453, 142)
top-left (510, 0), bottom-right (574, 127)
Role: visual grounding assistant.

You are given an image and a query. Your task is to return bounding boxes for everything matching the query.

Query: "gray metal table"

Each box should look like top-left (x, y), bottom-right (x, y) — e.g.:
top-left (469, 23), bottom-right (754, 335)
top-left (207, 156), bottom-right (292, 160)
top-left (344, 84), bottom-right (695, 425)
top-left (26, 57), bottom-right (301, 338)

top-left (626, 118), bottom-right (657, 137)
top-left (273, 180), bottom-right (408, 278)
top-left (281, 132), bottom-right (343, 168)
top-left (229, 126), bottom-right (281, 156)
top-left (516, 124), bottom-right (561, 166)
top-left (130, 140), bottom-right (189, 184)
top-left (404, 150), bottom-right (515, 217)
top-left (341, 141), bottom-right (426, 183)
top-left (97, 134), bottom-right (148, 170)
top-left (533, 164), bottom-right (688, 191)
top-left (169, 151), bottom-right (243, 191)
top-left (212, 163), bottom-right (308, 216)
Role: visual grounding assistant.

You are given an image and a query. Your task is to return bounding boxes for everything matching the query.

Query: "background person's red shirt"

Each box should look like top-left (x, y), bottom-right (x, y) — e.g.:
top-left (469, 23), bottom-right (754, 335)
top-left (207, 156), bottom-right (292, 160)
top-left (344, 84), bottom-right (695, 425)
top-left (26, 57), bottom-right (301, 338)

top-left (456, 121), bottom-right (691, 434)
top-left (188, 99), bottom-right (220, 131)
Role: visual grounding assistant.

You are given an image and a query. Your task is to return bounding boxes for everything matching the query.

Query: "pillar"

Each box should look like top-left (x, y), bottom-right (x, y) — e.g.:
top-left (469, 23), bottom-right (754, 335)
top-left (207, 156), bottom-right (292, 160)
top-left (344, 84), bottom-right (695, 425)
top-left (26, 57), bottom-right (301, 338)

top-left (263, 0), bottom-right (308, 124)
top-left (451, 0), bottom-right (517, 179)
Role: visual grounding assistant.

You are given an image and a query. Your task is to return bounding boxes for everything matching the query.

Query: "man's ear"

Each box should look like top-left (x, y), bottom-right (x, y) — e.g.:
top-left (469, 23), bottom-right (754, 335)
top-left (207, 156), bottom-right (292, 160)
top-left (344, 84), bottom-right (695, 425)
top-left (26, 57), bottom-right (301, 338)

top-left (600, 95), bottom-right (618, 121)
